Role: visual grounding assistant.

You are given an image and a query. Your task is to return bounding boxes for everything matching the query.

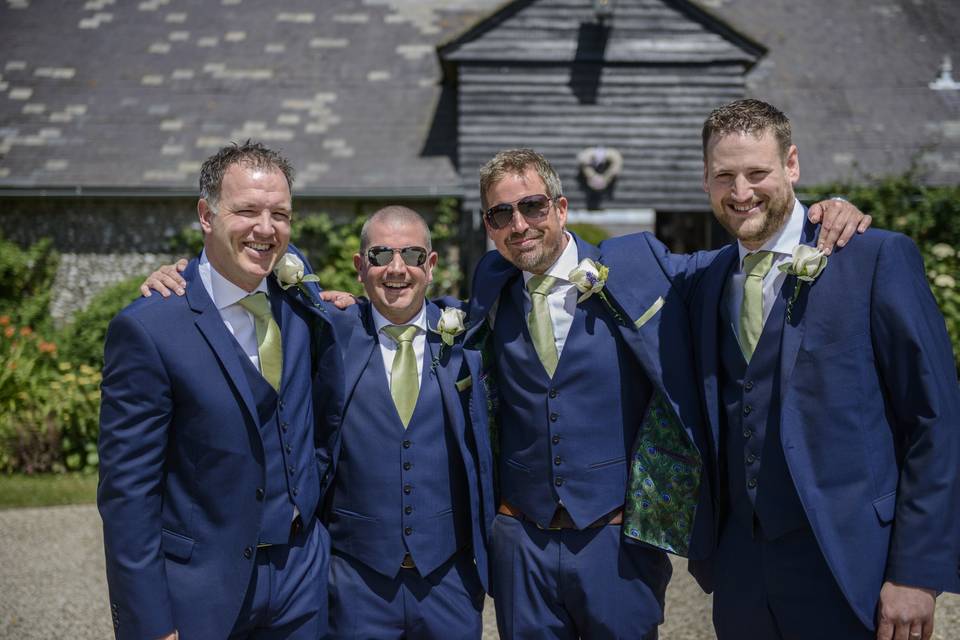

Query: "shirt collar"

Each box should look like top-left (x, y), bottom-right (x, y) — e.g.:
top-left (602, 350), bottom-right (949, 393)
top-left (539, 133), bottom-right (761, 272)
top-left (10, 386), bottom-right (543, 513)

top-left (372, 300), bottom-right (428, 335)
top-left (737, 198), bottom-right (805, 270)
top-left (200, 250), bottom-right (269, 311)
top-left (522, 231), bottom-right (579, 287)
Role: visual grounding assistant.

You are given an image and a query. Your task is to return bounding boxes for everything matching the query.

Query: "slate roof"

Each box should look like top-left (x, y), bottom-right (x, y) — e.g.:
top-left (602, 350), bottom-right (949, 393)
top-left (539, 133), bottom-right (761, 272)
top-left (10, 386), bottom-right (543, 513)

top-left (695, 0), bottom-right (960, 186)
top-left (0, 0), bottom-right (503, 195)
top-left (1, 0), bottom-right (957, 197)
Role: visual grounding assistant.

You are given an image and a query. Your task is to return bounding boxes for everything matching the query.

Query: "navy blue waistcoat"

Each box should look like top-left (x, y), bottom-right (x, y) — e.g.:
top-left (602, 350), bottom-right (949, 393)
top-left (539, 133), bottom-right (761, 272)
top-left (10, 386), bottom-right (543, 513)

top-left (328, 340), bottom-right (470, 578)
top-left (719, 287), bottom-right (807, 540)
top-left (231, 337), bottom-right (316, 544)
top-left (493, 276), bottom-right (653, 528)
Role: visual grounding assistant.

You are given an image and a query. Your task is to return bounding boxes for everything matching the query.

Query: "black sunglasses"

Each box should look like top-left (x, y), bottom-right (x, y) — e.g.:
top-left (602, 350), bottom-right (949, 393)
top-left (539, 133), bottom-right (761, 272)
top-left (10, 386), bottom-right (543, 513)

top-left (366, 245), bottom-right (429, 267)
top-left (483, 194), bottom-right (556, 230)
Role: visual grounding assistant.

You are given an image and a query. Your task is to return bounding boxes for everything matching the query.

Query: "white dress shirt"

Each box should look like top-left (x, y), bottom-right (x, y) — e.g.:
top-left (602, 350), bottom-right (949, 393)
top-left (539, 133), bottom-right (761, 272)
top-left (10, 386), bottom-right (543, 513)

top-left (197, 250), bottom-right (270, 372)
top-left (521, 232), bottom-right (580, 359)
top-left (726, 199), bottom-right (807, 341)
top-left (372, 303), bottom-right (428, 392)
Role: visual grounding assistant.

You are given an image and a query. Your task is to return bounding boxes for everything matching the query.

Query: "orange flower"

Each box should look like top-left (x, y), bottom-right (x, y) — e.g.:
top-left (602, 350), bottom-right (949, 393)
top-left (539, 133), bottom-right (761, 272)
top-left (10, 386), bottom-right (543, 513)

top-left (0, 315), bottom-right (9, 326)
top-left (19, 326), bottom-right (33, 337)
top-left (3, 326), bottom-right (14, 338)
top-left (38, 341), bottom-right (57, 353)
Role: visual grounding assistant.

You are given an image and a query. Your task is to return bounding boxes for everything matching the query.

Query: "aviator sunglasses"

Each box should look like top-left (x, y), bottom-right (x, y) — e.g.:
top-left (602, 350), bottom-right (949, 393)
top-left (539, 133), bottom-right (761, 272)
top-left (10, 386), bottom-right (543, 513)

top-left (483, 193), bottom-right (557, 230)
top-left (366, 245), bottom-right (429, 267)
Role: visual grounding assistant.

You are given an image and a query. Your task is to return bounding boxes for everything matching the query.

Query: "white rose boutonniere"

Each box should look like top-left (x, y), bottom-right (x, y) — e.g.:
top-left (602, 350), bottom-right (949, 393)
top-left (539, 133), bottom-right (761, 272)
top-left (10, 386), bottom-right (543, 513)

top-left (569, 258), bottom-right (609, 303)
top-left (274, 253), bottom-right (321, 291)
top-left (778, 245), bottom-right (828, 321)
top-left (568, 258), bottom-right (626, 325)
top-left (435, 307), bottom-right (466, 346)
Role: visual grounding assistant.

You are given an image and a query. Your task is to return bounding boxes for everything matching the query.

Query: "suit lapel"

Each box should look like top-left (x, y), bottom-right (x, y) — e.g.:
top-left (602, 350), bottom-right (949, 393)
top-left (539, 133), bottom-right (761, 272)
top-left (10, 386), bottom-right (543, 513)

top-left (779, 217), bottom-right (820, 402)
top-left (465, 251), bottom-right (520, 343)
top-left (697, 245), bottom-right (738, 462)
top-left (186, 261), bottom-right (260, 423)
top-left (342, 304), bottom-right (379, 411)
top-left (426, 303), bottom-right (467, 443)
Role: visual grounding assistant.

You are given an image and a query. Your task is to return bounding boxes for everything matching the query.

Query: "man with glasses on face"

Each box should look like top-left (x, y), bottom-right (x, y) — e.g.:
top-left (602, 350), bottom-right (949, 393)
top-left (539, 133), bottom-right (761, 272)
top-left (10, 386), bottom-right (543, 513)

top-left (306, 206), bottom-right (495, 638)
top-left (464, 148), bottom-right (869, 639)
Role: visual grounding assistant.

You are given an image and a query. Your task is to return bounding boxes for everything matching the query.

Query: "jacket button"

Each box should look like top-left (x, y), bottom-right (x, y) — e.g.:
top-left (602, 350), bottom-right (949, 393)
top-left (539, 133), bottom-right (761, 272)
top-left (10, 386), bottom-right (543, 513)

top-left (550, 413), bottom-right (558, 422)
top-left (255, 488), bottom-right (265, 500)
top-left (744, 380), bottom-right (754, 391)
top-left (743, 405), bottom-right (752, 415)
top-left (279, 400), bottom-right (285, 410)
top-left (281, 422), bottom-right (289, 432)
top-left (403, 484), bottom-right (412, 494)
top-left (748, 478), bottom-right (758, 489)
top-left (403, 461), bottom-right (412, 470)
top-left (552, 435), bottom-right (560, 445)
top-left (742, 428), bottom-right (752, 439)
top-left (243, 546), bottom-right (253, 559)
top-left (554, 477), bottom-right (564, 487)
top-left (746, 453), bottom-right (757, 464)
top-left (404, 527), bottom-right (412, 536)
top-left (288, 465), bottom-right (295, 475)
top-left (405, 506), bottom-right (413, 515)
top-left (554, 456), bottom-right (562, 466)
top-left (403, 440), bottom-right (411, 449)
top-left (549, 389), bottom-right (558, 398)
top-left (285, 444), bottom-right (292, 454)
top-left (292, 487), bottom-right (299, 496)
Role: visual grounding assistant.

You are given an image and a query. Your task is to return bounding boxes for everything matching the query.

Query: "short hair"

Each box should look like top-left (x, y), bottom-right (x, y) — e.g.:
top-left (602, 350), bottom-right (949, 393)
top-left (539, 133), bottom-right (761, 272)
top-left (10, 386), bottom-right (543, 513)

top-left (701, 99), bottom-right (793, 161)
top-left (479, 148), bottom-right (563, 211)
top-left (199, 140), bottom-right (295, 209)
top-left (359, 205), bottom-right (432, 253)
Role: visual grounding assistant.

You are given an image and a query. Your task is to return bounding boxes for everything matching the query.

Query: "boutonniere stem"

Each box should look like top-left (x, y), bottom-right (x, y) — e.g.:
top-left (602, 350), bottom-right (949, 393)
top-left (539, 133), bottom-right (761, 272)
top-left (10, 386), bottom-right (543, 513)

top-left (429, 307), bottom-right (466, 371)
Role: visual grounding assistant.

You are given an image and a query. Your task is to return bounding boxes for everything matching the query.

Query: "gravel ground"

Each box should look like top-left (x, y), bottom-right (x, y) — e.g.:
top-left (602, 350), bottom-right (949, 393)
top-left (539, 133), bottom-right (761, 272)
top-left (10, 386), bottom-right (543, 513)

top-left (0, 504), bottom-right (956, 639)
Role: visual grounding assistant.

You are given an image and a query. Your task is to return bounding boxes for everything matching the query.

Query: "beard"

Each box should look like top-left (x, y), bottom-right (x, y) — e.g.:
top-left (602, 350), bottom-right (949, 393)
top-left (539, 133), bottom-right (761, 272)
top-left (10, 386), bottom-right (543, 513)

top-left (505, 230), bottom-right (564, 274)
top-left (718, 188), bottom-right (794, 247)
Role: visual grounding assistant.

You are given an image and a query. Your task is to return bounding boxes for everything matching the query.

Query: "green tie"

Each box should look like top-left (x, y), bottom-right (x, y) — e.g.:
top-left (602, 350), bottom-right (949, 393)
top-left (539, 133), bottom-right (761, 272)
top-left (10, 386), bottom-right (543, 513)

top-left (739, 251), bottom-right (774, 362)
top-left (238, 292), bottom-right (283, 391)
top-left (527, 274), bottom-right (559, 378)
top-left (383, 325), bottom-right (419, 428)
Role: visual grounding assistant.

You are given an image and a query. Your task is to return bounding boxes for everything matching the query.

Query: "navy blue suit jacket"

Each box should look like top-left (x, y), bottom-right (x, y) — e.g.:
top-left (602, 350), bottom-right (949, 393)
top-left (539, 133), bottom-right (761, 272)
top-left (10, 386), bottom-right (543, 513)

top-left (315, 299), bottom-right (496, 591)
top-left (97, 250), bottom-right (332, 640)
top-left (687, 220), bottom-right (960, 627)
top-left (467, 232), bottom-right (715, 559)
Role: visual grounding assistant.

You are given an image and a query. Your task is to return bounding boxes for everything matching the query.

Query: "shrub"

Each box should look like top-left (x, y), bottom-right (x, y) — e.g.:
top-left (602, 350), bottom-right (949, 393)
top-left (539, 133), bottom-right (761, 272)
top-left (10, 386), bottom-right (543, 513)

top-left (0, 233), bottom-right (59, 332)
top-left (56, 276), bottom-right (144, 370)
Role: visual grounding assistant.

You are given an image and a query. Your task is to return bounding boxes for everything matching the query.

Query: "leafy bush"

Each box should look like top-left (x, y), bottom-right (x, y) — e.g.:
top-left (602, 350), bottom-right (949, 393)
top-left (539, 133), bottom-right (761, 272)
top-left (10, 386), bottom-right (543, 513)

top-left (568, 222), bottom-right (610, 246)
top-left (57, 276), bottom-right (144, 370)
top-left (805, 173), bottom-right (960, 372)
top-left (0, 233), bottom-right (58, 332)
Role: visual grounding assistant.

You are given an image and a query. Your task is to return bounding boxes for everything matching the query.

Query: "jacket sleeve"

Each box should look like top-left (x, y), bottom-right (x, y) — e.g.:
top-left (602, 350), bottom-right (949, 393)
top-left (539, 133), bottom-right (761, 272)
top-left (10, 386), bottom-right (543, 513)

top-left (97, 312), bottom-right (177, 639)
top-left (870, 233), bottom-right (960, 592)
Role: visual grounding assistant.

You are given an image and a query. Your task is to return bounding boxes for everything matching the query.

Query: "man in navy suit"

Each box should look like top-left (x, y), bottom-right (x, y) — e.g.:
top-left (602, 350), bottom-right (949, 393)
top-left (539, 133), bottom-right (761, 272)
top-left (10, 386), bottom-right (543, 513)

top-left (98, 142), bottom-right (333, 639)
top-left (316, 206), bottom-right (495, 638)
top-left (685, 99), bottom-right (960, 640)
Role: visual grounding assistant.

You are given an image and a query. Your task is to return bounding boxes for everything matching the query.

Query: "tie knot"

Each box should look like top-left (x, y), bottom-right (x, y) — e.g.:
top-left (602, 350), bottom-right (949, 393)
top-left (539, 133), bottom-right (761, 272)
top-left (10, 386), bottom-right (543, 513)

top-left (743, 251), bottom-right (774, 279)
top-left (527, 274), bottom-right (558, 296)
top-left (384, 324), bottom-right (417, 344)
top-left (238, 291), bottom-right (272, 319)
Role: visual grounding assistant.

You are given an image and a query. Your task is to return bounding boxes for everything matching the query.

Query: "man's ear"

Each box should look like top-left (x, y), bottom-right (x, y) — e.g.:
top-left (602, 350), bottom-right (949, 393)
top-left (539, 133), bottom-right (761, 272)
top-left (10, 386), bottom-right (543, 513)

top-left (786, 144), bottom-right (800, 185)
top-left (353, 253), bottom-right (363, 283)
top-left (198, 199), bottom-right (214, 234)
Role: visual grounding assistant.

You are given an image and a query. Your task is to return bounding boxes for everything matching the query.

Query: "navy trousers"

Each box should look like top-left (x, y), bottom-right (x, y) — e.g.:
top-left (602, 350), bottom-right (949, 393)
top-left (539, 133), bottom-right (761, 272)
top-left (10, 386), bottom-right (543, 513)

top-left (712, 518), bottom-right (873, 640)
top-left (491, 514), bottom-right (670, 639)
top-left (229, 516), bottom-right (330, 640)
top-left (328, 549), bottom-right (484, 639)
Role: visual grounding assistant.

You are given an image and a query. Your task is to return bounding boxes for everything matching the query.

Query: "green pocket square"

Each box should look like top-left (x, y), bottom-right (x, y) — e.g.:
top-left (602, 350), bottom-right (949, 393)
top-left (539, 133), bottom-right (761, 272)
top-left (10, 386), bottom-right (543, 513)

top-left (634, 296), bottom-right (665, 329)
top-left (455, 375), bottom-right (472, 392)
top-left (623, 390), bottom-right (701, 556)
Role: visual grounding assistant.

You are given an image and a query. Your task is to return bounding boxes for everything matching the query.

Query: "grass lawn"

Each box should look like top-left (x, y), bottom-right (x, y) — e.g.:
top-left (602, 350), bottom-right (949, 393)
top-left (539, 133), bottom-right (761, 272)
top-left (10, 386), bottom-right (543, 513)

top-left (0, 472), bottom-right (98, 509)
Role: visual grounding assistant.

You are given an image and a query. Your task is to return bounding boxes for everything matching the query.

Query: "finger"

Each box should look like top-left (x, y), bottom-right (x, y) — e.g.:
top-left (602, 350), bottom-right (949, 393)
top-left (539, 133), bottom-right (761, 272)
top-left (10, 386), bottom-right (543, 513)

top-left (876, 618), bottom-right (894, 640)
top-left (908, 622), bottom-right (923, 640)
top-left (176, 258), bottom-right (189, 272)
top-left (921, 618), bottom-right (934, 640)
top-left (159, 266), bottom-right (187, 288)
top-left (818, 219), bottom-right (844, 256)
top-left (318, 291), bottom-right (339, 302)
top-left (140, 283), bottom-right (152, 298)
top-left (146, 278), bottom-right (173, 298)
top-left (893, 620), bottom-right (912, 640)
top-left (807, 202), bottom-right (824, 223)
top-left (836, 214), bottom-right (860, 247)
top-left (858, 214), bottom-right (873, 233)
top-left (160, 274), bottom-right (185, 296)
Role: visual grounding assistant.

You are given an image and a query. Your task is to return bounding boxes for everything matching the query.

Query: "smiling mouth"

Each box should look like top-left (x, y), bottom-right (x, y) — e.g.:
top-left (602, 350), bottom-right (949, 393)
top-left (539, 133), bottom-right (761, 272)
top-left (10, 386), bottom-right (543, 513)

top-left (728, 202), bottom-right (761, 215)
top-left (383, 282), bottom-right (410, 290)
top-left (244, 241), bottom-right (274, 253)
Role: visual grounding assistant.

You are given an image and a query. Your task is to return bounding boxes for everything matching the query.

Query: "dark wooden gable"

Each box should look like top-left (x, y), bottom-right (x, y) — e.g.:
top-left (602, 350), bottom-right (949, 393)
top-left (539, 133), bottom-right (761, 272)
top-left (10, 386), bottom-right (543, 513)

top-left (441, 0), bottom-right (765, 217)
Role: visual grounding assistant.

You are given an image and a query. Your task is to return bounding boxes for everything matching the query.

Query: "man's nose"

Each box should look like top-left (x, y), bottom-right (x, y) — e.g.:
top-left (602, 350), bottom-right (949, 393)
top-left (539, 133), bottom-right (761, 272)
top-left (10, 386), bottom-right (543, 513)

top-left (252, 210), bottom-right (275, 234)
top-left (731, 175), bottom-right (753, 201)
top-left (386, 251), bottom-right (406, 273)
top-left (508, 206), bottom-right (529, 233)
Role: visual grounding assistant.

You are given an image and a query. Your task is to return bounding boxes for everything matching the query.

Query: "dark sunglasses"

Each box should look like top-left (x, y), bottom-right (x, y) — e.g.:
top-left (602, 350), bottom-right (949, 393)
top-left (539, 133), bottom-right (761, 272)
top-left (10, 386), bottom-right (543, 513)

top-left (366, 245), bottom-right (428, 267)
top-left (483, 194), bottom-right (556, 230)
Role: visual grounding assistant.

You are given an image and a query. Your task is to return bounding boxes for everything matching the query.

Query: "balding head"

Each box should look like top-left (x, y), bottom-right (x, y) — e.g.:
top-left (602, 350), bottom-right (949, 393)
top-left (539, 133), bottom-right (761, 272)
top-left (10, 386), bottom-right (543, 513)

top-left (359, 205), bottom-right (432, 253)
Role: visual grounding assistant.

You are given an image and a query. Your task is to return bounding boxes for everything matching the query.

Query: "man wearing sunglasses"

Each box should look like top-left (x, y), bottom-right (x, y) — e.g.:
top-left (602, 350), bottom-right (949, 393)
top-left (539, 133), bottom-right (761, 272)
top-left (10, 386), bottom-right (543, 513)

top-left (309, 206), bottom-right (495, 638)
top-left (465, 148), bottom-right (869, 639)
